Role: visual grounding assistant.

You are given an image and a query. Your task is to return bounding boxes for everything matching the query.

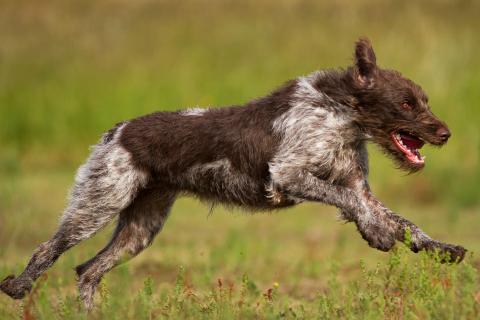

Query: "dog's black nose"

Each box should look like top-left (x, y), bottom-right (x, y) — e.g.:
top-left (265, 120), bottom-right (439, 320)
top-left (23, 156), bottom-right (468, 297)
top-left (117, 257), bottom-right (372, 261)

top-left (436, 127), bottom-right (451, 141)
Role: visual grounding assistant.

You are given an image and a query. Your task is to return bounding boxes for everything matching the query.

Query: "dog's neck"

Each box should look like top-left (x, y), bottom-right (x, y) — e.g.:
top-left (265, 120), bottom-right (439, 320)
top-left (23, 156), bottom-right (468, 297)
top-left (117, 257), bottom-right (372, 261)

top-left (309, 68), bottom-right (359, 109)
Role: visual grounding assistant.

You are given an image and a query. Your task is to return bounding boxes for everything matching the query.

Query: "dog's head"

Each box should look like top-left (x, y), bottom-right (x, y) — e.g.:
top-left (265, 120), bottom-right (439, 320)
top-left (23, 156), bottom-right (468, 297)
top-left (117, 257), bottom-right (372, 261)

top-left (350, 38), bottom-right (450, 172)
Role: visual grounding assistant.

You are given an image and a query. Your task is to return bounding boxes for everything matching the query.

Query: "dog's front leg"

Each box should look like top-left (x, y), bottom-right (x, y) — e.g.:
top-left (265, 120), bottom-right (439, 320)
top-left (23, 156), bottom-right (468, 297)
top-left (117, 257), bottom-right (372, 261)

top-left (272, 169), bottom-right (397, 251)
top-left (359, 191), bottom-right (467, 262)
top-left (273, 169), bottom-right (466, 261)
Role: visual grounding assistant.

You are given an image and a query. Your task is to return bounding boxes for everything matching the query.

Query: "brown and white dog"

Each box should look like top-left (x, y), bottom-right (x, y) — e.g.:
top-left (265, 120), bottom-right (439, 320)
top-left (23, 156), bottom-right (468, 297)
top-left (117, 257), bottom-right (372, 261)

top-left (0, 38), bottom-right (466, 309)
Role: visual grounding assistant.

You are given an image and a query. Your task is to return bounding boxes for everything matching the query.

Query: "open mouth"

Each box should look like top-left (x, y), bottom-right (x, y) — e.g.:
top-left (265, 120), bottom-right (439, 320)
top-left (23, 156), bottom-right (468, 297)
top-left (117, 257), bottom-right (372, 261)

top-left (391, 130), bottom-right (425, 165)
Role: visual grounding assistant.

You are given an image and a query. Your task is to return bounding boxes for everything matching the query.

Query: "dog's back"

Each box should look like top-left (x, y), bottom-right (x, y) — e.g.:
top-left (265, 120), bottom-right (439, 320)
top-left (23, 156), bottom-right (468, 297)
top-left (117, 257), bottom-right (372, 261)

top-left (118, 86), bottom-right (296, 208)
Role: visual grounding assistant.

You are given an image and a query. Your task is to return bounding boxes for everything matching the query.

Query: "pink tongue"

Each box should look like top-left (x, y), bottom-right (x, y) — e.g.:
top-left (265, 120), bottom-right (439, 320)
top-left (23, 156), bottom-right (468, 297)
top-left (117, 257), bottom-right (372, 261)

top-left (401, 134), bottom-right (424, 149)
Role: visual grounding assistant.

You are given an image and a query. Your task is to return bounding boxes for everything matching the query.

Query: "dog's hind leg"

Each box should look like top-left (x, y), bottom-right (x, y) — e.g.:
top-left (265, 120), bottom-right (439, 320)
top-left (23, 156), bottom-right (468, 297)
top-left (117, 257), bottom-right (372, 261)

top-left (0, 130), bottom-right (149, 300)
top-left (75, 188), bottom-right (176, 309)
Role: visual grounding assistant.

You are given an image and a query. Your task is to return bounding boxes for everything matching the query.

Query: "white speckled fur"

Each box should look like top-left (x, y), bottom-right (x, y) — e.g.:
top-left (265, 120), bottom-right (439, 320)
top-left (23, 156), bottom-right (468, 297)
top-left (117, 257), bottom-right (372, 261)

top-left (270, 73), bottom-right (360, 186)
top-left (62, 123), bottom-right (149, 242)
top-left (180, 107), bottom-right (207, 116)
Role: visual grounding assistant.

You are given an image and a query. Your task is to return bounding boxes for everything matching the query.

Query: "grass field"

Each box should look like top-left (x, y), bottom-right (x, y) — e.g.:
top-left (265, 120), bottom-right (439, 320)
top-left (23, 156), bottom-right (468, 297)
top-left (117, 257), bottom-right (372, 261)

top-left (0, 1), bottom-right (479, 319)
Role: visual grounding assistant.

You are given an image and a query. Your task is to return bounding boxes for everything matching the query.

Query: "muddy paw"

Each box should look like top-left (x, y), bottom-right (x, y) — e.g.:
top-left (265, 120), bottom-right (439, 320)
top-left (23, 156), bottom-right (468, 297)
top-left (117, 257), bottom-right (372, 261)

top-left (423, 241), bottom-right (467, 263)
top-left (438, 243), bottom-right (467, 263)
top-left (0, 275), bottom-right (32, 299)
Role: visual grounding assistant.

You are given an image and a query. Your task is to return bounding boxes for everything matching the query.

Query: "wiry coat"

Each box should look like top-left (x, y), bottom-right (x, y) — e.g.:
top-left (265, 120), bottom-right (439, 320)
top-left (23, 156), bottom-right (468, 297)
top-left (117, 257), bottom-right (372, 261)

top-left (119, 72), bottom-right (364, 208)
top-left (0, 38), bottom-right (466, 309)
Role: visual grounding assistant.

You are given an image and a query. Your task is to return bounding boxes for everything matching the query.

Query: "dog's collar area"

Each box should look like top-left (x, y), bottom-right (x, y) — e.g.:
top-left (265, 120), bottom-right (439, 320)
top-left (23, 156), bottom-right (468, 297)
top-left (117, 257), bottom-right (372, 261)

top-left (391, 130), bottom-right (425, 164)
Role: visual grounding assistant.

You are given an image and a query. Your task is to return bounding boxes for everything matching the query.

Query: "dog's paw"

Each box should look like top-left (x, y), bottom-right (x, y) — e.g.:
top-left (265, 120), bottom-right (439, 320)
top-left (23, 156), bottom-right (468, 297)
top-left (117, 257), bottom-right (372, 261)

top-left (78, 275), bottom-right (101, 311)
top-left (436, 242), bottom-right (467, 263)
top-left (0, 275), bottom-right (32, 299)
top-left (420, 241), bottom-right (467, 263)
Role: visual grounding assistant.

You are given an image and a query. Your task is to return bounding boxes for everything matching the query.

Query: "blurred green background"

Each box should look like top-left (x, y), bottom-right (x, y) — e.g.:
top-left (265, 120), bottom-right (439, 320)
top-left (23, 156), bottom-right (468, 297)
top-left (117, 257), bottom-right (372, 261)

top-left (0, 0), bottom-right (479, 317)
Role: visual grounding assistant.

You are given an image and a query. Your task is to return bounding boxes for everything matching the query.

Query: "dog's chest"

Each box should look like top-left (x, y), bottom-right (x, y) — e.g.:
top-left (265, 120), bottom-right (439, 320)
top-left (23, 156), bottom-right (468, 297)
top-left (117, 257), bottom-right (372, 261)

top-left (271, 103), bottom-right (363, 183)
top-left (301, 130), bottom-right (361, 183)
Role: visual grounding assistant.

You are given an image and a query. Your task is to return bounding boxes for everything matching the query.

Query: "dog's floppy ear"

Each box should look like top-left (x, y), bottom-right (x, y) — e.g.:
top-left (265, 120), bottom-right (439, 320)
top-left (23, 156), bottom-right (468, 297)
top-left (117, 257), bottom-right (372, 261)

top-left (354, 37), bottom-right (377, 87)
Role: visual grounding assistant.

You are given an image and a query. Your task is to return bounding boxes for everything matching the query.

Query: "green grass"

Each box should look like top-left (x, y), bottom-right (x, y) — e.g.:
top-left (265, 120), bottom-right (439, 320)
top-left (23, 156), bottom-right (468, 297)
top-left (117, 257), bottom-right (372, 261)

top-left (1, 206), bottom-right (479, 320)
top-left (0, 170), bottom-right (478, 319)
top-left (0, 1), bottom-right (479, 319)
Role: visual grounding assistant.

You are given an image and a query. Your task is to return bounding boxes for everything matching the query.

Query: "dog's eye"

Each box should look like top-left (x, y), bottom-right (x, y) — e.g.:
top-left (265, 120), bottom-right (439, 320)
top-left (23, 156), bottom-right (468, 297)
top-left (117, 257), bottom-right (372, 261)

top-left (401, 102), bottom-right (413, 111)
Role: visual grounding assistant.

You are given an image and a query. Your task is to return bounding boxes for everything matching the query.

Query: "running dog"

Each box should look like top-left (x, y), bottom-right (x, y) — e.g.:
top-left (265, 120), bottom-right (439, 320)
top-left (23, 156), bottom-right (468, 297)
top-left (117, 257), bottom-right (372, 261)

top-left (1, 38), bottom-right (466, 309)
